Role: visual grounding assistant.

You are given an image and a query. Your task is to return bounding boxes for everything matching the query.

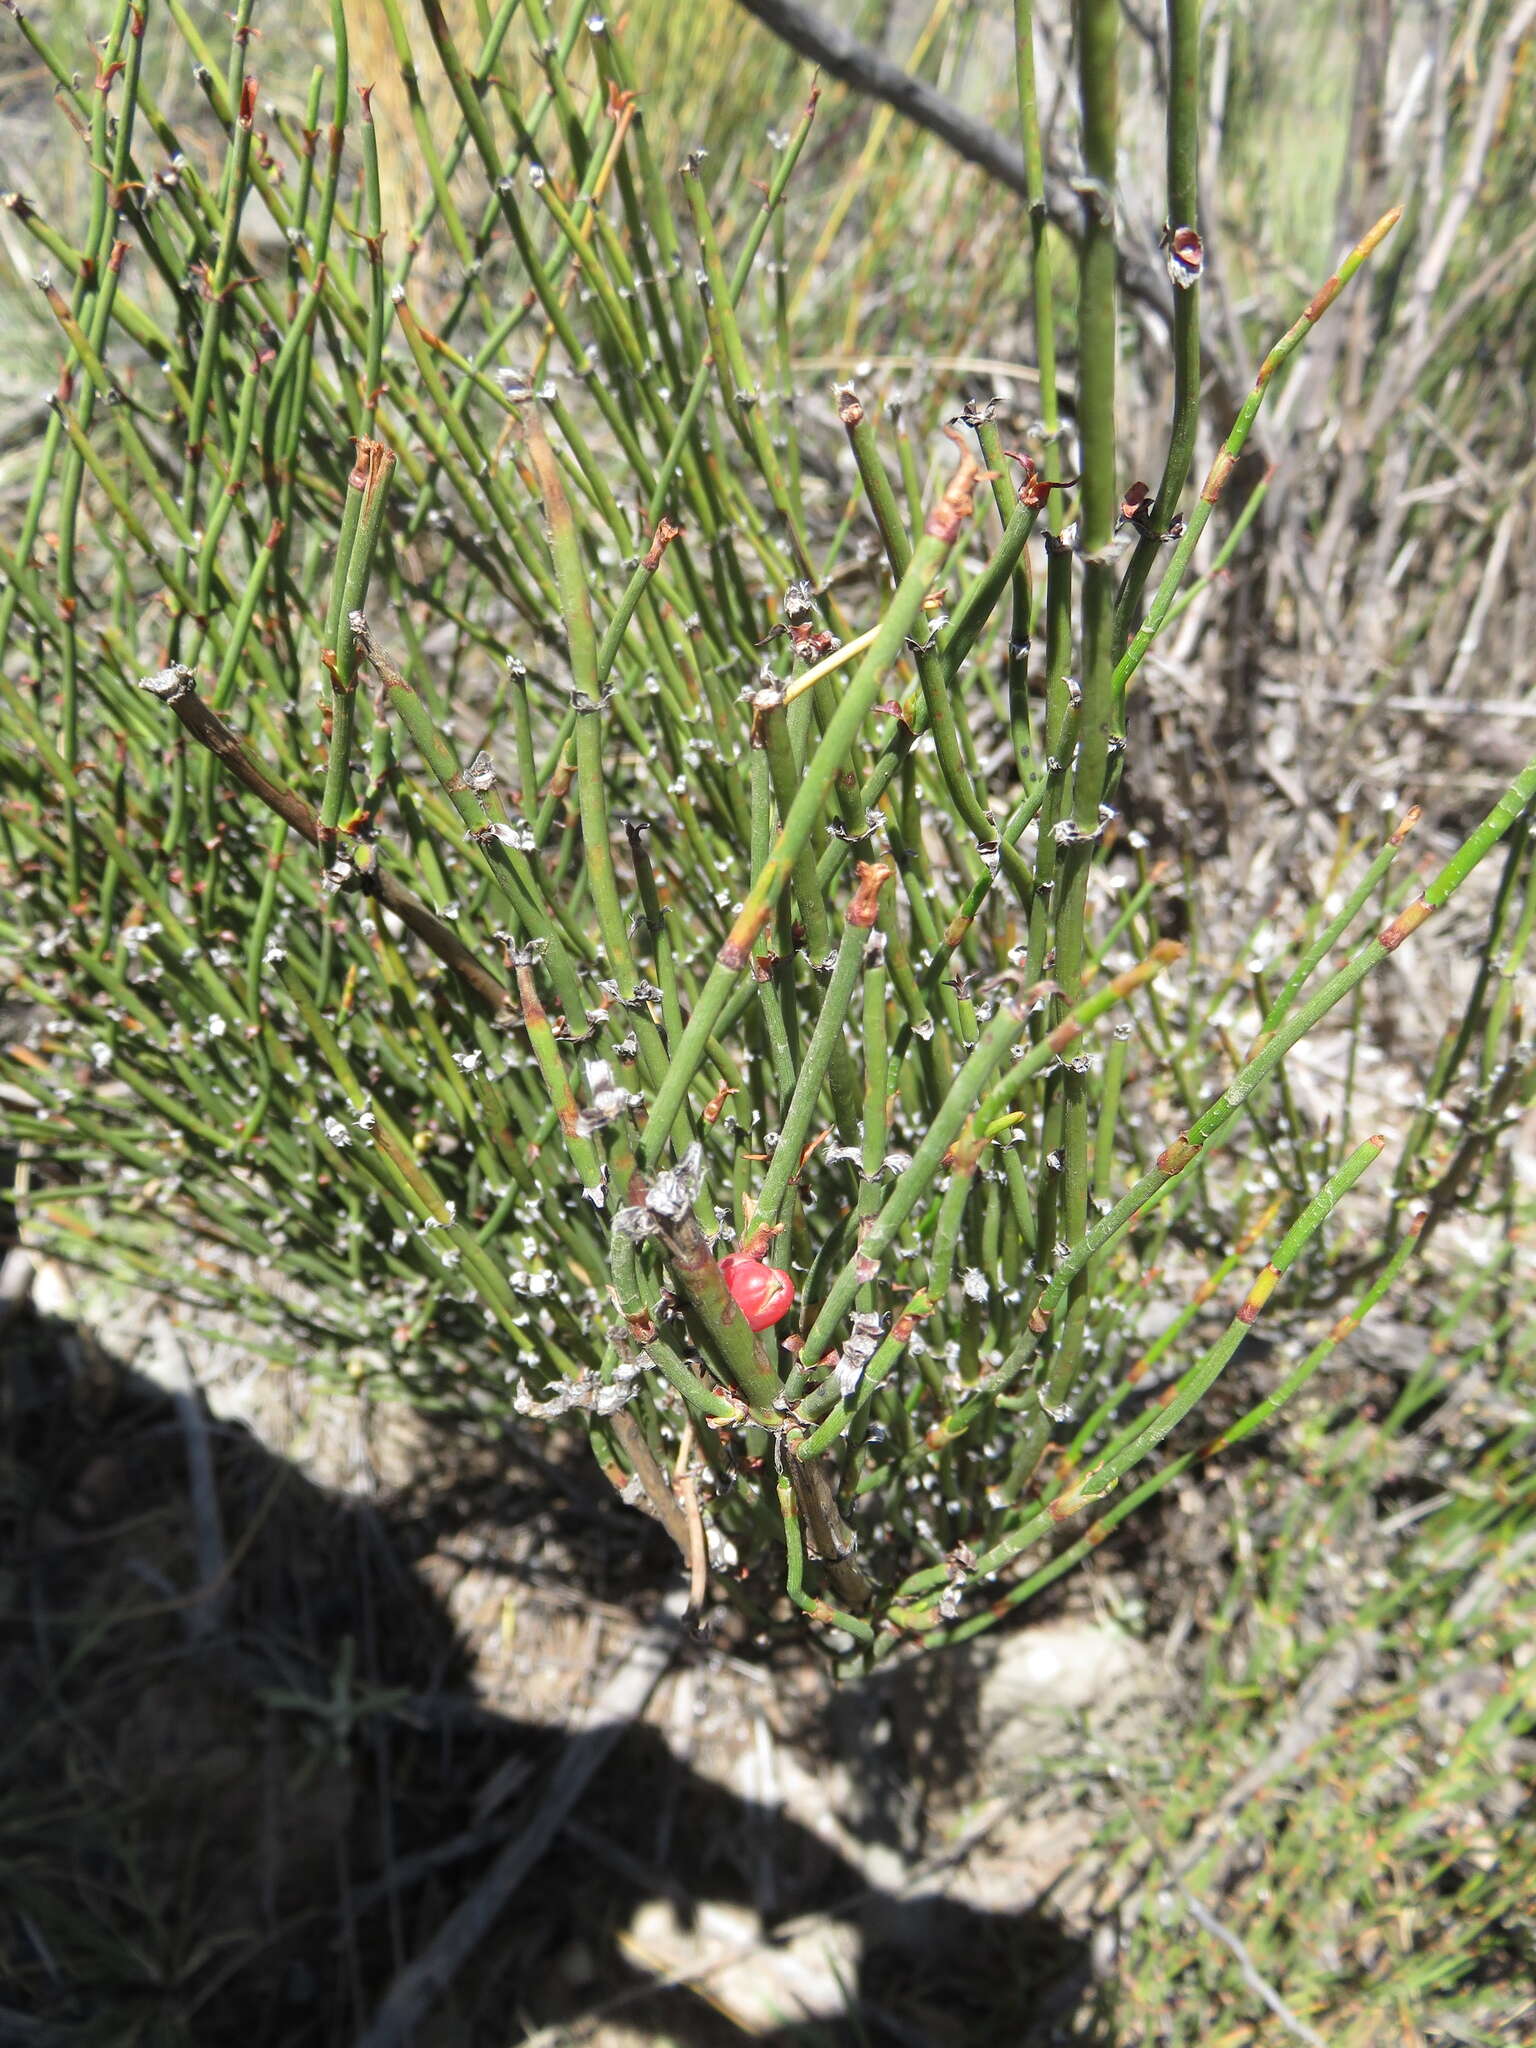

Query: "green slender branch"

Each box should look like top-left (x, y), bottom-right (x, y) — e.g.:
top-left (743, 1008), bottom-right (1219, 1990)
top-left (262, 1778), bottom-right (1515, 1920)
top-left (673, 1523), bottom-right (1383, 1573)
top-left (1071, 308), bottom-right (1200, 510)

top-left (1113, 0), bottom-right (1202, 652)
top-left (891, 1136), bottom-right (1387, 1626)
top-left (1115, 207), bottom-right (1404, 715)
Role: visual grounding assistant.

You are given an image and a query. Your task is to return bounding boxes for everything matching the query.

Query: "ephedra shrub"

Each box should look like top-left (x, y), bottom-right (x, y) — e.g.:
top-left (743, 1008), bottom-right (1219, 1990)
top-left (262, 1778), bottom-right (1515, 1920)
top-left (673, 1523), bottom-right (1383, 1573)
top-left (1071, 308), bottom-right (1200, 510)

top-left (1, 0), bottom-right (1532, 1658)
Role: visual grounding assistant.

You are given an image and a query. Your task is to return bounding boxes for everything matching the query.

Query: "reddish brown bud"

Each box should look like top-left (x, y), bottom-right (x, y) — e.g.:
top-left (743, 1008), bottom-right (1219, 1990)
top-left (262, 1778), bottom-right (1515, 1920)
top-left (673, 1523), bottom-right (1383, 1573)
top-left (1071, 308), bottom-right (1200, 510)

top-left (720, 902), bottom-right (771, 970)
top-left (1378, 898), bottom-right (1432, 952)
top-left (1120, 480), bottom-right (1155, 531)
top-left (1161, 223), bottom-right (1204, 289)
top-left (924, 429), bottom-right (990, 541)
top-left (1156, 1136), bottom-right (1202, 1175)
top-left (1389, 805), bottom-right (1422, 847)
top-left (347, 437), bottom-right (393, 496)
top-left (643, 515), bottom-right (684, 572)
top-left (702, 1082), bottom-right (736, 1126)
top-left (1202, 449), bottom-right (1237, 503)
top-left (847, 859), bottom-right (893, 928)
top-left (1006, 450), bottom-right (1078, 508)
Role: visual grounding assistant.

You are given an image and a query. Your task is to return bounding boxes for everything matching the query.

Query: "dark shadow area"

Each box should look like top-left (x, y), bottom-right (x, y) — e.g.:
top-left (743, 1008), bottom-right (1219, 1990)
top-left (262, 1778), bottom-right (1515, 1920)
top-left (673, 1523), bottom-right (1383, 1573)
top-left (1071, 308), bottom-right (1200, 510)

top-left (1, 1261), bottom-right (1110, 2048)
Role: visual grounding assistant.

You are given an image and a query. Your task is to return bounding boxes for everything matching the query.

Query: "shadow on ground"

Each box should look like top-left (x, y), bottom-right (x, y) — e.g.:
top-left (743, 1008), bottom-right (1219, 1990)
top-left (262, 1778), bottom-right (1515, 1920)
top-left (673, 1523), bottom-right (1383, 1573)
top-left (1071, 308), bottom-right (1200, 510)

top-left (1, 1275), bottom-right (1110, 2048)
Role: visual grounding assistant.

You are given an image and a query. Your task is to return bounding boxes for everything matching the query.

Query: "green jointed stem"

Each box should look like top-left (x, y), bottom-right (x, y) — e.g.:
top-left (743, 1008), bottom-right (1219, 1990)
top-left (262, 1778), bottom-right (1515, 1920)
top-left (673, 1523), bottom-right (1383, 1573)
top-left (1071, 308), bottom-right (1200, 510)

top-left (512, 961), bottom-right (604, 1196)
top-left (1160, 465), bottom-right (1271, 629)
top-left (182, 10), bottom-right (258, 488)
top-left (753, 866), bottom-right (891, 1231)
top-left (318, 441), bottom-right (395, 868)
top-left (1114, 207), bottom-right (1404, 716)
top-left (520, 410), bottom-right (675, 1099)
top-left (357, 84), bottom-right (387, 436)
top-left (1013, 0), bottom-right (1059, 455)
top-left (923, 1213), bottom-right (1426, 1647)
top-left (787, 943), bottom-right (1182, 1401)
top-left (937, 746), bottom-right (1536, 1461)
top-left (346, 615), bottom-right (587, 1023)
top-left (1043, 0), bottom-right (1119, 1453)
top-left (756, 691), bottom-right (864, 1143)
top-left (1113, 0), bottom-right (1202, 651)
top-left (681, 157), bottom-right (805, 569)
top-left (639, 517), bottom-right (957, 1169)
top-left (278, 961), bottom-right (545, 1357)
top-left (892, 1136), bottom-right (1387, 1626)
top-left (1256, 806), bottom-right (1421, 1047)
top-left (835, 410), bottom-right (1029, 903)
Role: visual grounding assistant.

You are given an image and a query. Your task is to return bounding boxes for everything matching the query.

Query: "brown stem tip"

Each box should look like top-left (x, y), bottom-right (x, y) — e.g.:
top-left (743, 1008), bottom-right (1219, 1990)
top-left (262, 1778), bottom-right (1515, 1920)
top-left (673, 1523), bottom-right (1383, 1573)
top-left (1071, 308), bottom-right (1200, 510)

top-left (847, 860), bottom-right (894, 927)
top-left (925, 428), bottom-right (993, 542)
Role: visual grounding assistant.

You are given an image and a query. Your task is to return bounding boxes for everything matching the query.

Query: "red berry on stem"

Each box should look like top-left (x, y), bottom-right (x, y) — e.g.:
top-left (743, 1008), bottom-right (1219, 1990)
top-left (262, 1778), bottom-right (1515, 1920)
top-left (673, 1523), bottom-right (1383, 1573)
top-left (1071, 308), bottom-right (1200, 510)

top-left (719, 1252), bottom-right (795, 1332)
